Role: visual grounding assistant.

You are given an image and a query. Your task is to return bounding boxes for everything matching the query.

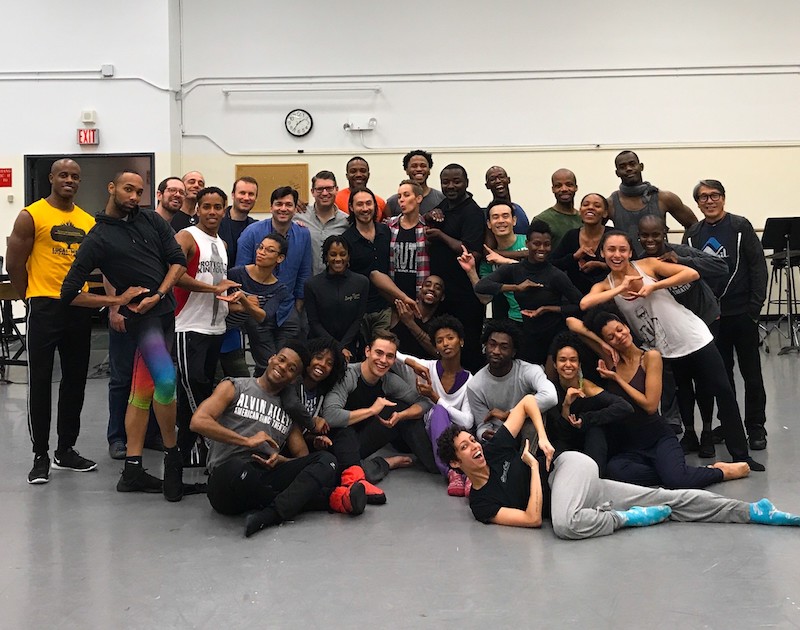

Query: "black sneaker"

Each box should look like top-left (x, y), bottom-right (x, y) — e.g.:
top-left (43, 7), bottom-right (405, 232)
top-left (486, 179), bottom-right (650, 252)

top-left (52, 448), bottom-right (98, 472)
top-left (748, 427), bottom-right (768, 451)
top-left (117, 466), bottom-right (163, 493)
top-left (163, 449), bottom-right (184, 502)
top-left (27, 455), bottom-right (51, 484)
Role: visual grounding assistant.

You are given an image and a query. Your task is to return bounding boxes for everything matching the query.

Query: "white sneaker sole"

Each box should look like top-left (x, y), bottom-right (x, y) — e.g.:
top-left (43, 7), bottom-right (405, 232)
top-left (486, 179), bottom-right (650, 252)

top-left (27, 476), bottom-right (50, 484)
top-left (51, 462), bottom-right (98, 472)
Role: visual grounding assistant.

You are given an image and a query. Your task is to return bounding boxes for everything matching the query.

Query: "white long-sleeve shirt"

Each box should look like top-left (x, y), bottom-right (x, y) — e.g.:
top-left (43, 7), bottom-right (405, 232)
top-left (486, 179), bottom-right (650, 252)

top-left (396, 352), bottom-right (474, 429)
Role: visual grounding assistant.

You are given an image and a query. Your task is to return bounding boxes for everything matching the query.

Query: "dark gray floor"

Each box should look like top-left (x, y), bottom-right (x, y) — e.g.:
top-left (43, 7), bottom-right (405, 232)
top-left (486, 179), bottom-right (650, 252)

top-left (2, 331), bottom-right (800, 629)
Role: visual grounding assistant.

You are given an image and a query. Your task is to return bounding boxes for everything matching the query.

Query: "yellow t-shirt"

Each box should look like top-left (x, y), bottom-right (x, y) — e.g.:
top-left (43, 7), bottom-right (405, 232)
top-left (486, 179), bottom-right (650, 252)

top-left (25, 198), bottom-right (95, 298)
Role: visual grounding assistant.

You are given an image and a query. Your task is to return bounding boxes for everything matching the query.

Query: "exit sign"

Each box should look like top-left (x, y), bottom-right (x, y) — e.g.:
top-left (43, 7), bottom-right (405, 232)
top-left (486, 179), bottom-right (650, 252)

top-left (77, 128), bottom-right (99, 145)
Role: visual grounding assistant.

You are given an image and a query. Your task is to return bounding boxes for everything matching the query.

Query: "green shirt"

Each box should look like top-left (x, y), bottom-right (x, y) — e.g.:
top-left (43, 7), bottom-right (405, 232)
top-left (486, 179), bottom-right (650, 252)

top-left (479, 234), bottom-right (527, 321)
top-left (533, 207), bottom-right (583, 250)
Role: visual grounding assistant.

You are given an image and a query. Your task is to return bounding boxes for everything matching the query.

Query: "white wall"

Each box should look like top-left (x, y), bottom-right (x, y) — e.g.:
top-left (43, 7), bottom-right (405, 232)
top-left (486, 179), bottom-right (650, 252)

top-left (0, 1), bottom-right (175, 242)
top-left (1, 0), bottom-right (798, 248)
top-left (179, 0), bottom-right (800, 152)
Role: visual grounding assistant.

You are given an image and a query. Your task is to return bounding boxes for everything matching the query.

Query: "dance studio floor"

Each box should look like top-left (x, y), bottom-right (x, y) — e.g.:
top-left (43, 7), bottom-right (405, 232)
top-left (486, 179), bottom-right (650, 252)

top-left (1, 329), bottom-right (800, 629)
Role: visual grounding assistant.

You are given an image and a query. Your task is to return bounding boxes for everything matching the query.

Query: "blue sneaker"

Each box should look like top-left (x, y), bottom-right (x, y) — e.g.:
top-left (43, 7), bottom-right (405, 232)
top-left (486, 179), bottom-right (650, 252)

top-left (749, 498), bottom-right (800, 526)
top-left (616, 505), bottom-right (672, 528)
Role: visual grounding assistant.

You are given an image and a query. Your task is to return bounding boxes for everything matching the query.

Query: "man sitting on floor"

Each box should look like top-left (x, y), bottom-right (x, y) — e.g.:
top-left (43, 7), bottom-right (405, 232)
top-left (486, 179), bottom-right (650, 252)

top-left (191, 341), bottom-right (367, 538)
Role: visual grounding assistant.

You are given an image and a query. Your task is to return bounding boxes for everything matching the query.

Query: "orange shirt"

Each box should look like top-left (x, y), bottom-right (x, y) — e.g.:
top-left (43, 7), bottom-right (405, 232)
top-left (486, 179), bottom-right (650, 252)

top-left (334, 188), bottom-right (386, 222)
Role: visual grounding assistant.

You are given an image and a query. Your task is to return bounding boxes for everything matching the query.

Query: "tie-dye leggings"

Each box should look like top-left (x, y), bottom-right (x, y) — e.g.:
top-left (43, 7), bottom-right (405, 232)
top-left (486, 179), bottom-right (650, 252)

top-left (126, 313), bottom-right (177, 409)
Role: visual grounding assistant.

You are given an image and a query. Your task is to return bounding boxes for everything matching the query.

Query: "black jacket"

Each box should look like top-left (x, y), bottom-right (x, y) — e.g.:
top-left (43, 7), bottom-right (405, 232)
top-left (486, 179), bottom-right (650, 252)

top-left (683, 213), bottom-right (767, 319)
top-left (61, 208), bottom-right (186, 319)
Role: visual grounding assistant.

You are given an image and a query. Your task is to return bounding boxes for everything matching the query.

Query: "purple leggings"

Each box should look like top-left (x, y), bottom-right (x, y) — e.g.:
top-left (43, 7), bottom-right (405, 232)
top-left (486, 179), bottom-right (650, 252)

top-left (427, 404), bottom-right (455, 477)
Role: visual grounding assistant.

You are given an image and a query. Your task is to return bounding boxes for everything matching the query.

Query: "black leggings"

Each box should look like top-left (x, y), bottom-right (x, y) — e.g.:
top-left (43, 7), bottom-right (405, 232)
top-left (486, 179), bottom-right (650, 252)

top-left (606, 433), bottom-right (723, 489)
top-left (207, 451), bottom-right (337, 518)
top-left (666, 341), bottom-right (750, 461)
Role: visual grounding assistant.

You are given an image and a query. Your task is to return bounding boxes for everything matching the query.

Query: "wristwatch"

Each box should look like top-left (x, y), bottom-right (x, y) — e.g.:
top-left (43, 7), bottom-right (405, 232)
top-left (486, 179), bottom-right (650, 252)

top-left (156, 290), bottom-right (166, 300)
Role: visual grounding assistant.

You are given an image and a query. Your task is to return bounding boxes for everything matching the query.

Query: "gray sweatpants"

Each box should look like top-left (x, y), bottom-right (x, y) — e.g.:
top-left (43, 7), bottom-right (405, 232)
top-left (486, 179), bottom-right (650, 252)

top-left (548, 451), bottom-right (751, 540)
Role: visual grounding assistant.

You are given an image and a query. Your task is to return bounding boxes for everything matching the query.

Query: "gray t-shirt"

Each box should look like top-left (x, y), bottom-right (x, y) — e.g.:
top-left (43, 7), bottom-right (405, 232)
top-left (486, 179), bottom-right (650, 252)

top-left (206, 377), bottom-right (295, 473)
top-left (467, 360), bottom-right (558, 439)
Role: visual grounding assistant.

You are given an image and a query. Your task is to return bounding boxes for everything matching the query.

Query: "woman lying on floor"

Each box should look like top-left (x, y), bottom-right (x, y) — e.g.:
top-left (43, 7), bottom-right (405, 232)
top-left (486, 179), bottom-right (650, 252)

top-left (568, 309), bottom-right (749, 489)
top-left (436, 394), bottom-right (800, 540)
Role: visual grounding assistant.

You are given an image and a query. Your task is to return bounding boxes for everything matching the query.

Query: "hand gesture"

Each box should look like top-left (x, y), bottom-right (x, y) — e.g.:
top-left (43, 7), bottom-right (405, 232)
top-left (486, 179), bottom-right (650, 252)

top-left (596, 359), bottom-right (619, 382)
top-left (520, 307), bottom-right (543, 319)
top-left (395, 298), bottom-right (416, 325)
top-left (457, 245), bottom-right (475, 272)
top-left (573, 245), bottom-right (596, 261)
top-left (313, 435), bottom-right (333, 450)
top-left (128, 294), bottom-right (160, 315)
top-left (216, 289), bottom-right (244, 304)
top-left (380, 411), bottom-right (402, 429)
top-left (516, 278), bottom-right (544, 292)
top-left (342, 347), bottom-right (353, 363)
top-left (246, 430), bottom-right (279, 451)
top-left (295, 199), bottom-right (309, 214)
top-left (416, 378), bottom-right (437, 402)
top-left (620, 274), bottom-right (644, 300)
top-left (538, 438), bottom-right (555, 471)
top-left (424, 226), bottom-right (444, 242)
top-left (370, 397), bottom-right (397, 417)
top-left (630, 282), bottom-right (656, 299)
top-left (213, 278), bottom-right (242, 295)
top-left (579, 260), bottom-right (607, 273)
top-left (520, 438), bottom-right (537, 468)
top-left (599, 342), bottom-right (619, 367)
top-left (564, 386), bottom-right (585, 406)
top-left (116, 286), bottom-right (149, 307)
top-left (567, 413), bottom-right (583, 429)
top-left (407, 360), bottom-right (431, 383)
top-left (483, 244), bottom-right (506, 265)
top-left (251, 452), bottom-right (285, 469)
top-left (424, 208), bottom-right (445, 223)
top-left (313, 416), bottom-right (329, 434)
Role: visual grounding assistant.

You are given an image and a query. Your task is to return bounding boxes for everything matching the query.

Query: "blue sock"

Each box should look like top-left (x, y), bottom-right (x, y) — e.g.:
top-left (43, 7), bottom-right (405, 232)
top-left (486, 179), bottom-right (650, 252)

top-left (749, 498), bottom-right (800, 526)
top-left (616, 505), bottom-right (672, 528)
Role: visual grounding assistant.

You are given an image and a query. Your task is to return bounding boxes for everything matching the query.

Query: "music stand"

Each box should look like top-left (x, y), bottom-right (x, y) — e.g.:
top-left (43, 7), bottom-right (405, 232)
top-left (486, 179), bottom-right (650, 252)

top-left (762, 217), bottom-right (800, 354)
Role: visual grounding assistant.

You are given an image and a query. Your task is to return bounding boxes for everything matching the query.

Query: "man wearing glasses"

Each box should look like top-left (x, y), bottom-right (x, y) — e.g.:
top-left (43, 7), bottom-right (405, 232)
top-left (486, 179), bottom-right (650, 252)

top-left (155, 177), bottom-right (187, 224)
top-left (683, 179), bottom-right (768, 452)
top-left (607, 150), bottom-right (698, 254)
top-left (296, 171), bottom-right (350, 276)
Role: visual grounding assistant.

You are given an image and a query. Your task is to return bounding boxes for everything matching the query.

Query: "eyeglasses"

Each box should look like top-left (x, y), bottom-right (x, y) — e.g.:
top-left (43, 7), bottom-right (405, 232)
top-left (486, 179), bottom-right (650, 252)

top-left (698, 193), bottom-right (722, 202)
top-left (165, 187), bottom-right (186, 196)
top-left (257, 245), bottom-right (282, 254)
top-left (313, 186), bottom-right (336, 193)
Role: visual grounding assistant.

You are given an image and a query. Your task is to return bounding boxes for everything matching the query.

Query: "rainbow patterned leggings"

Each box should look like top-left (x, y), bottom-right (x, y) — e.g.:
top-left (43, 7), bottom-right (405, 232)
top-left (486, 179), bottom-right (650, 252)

top-left (126, 313), bottom-right (177, 410)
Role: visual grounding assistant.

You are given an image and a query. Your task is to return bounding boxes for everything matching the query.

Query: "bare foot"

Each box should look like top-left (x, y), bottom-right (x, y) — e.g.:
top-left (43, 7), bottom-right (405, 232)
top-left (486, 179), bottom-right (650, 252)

top-left (711, 461), bottom-right (750, 480)
top-left (384, 455), bottom-right (413, 470)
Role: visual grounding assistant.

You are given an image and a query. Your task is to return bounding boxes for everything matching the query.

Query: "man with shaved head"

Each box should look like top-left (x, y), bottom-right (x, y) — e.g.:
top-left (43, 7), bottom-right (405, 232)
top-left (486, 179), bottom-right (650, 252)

top-left (608, 150), bottom-right (697, 254)
top-left (6, 158), bottom-right (98, 484)
top-left (533, 168), bottom-right (583, 249)
top-left (172, 170), bottom-right (205, 231)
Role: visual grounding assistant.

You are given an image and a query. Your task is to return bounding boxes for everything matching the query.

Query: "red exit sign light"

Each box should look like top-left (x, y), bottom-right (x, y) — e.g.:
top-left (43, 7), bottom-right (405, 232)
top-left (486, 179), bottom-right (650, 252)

top-left (77, 128), bottom-right (99, 145)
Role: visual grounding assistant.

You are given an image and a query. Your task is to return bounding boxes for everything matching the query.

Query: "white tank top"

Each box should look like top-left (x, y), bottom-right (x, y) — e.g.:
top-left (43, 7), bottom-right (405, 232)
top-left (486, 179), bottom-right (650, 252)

top-left (175, 226), bottom-right (229, 334)
top-left (609, 261), bottom-right (712, 359)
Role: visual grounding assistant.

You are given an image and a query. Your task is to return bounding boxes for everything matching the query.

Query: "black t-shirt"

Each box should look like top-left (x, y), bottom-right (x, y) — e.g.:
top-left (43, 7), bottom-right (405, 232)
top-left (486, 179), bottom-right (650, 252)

top-left (393, 225), bottom-right (418, 299)
top-left (694, 214), bottom-right (737, 275)
top-left (170, 211), bottom-right (197, 232)
top-left (469, 425), bottom-right (551, 524)
top-left (343, 223), bottom-right (391, 312)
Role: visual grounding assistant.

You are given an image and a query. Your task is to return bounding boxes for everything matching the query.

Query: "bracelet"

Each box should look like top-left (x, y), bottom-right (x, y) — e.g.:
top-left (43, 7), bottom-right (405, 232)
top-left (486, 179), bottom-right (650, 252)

top-left (156, 290), bottom-right (166, 300)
